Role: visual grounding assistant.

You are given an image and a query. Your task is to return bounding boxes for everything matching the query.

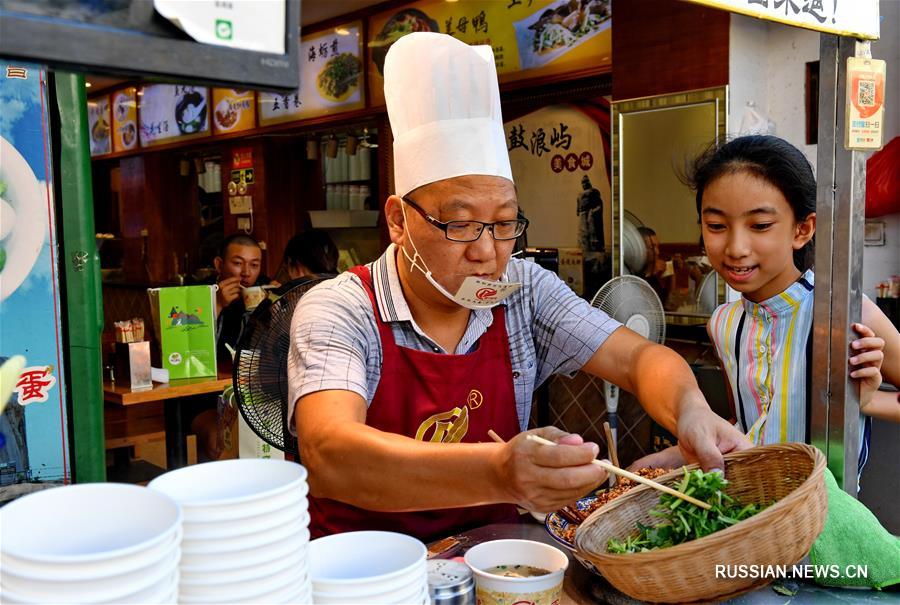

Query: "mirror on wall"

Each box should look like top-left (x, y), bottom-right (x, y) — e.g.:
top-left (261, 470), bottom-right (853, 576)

top-left (611, 86), bottom-right (727, 320)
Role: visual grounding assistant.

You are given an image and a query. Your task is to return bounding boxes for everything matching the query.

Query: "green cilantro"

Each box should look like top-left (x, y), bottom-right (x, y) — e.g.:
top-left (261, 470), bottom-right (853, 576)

top-left (607, 468), bottom-right (770, 553)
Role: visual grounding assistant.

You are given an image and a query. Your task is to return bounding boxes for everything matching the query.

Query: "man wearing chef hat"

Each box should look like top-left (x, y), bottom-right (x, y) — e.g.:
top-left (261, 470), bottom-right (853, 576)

top-left (288, 33), bottom-right (750, 541)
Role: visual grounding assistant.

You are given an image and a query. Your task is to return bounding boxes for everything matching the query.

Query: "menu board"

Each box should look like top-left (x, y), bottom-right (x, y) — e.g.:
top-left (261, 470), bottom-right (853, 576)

top-left (211, 88), bottom-right (256, 134)
top-left (87, 95), bottom-right (111, 156)
top-left (111, 87), bottom-right (138, 153)
top-left (139, 84), bottom-right (210, 147)
top-left (258, 21), bottom-right (364, 126)
top-left (368, 0), bottom-right (611, 105)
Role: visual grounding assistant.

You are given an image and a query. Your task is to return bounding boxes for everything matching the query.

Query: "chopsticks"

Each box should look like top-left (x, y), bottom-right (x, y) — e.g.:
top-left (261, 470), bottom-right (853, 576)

top-left (602, 421), bottom-right (618, 487)
top-left (525, 434), bottom-right (712, 510)
top-left (602, 421), bottom-right (619, 468)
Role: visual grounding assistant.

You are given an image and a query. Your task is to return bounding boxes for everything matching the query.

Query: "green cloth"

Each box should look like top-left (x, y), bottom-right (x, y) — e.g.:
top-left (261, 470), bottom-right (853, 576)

top-left (808, 468), bottom-right (900, 589)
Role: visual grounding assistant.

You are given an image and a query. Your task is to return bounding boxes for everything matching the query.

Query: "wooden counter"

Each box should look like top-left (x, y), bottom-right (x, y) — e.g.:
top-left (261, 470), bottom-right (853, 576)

top-left (103, 371), bottom-right (232, 469)
top-left (103, 372), bottom-right (231, 405)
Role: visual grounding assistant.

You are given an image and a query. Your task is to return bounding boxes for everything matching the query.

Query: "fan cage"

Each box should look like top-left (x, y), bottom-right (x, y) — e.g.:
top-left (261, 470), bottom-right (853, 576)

top-left (233, 277), bottom-right (332, 456)
top-left (590, 275), bottom-right (666, 344)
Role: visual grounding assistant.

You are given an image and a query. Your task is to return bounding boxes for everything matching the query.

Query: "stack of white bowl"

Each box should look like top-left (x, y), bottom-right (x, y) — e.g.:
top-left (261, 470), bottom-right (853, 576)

top-left (147, 459), bottom-right (310, 604)
top-left (0, 483), bottom-right (181, 604)
top-left (310, 531), bottom-right (428, 604)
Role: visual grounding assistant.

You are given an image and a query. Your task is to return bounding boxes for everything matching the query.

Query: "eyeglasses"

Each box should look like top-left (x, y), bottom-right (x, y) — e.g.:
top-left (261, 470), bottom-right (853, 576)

top-left (401, 196), bottom-right (529, 243)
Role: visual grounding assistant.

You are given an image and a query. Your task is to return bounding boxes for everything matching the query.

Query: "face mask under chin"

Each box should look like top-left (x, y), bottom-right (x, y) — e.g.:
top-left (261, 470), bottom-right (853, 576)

top-left (398, 201), bottom-right (522, 310)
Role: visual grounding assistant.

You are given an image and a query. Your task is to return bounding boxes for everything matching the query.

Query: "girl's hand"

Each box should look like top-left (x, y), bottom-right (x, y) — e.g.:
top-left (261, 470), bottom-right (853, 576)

top-left (850, 323), bottom-right (885, 410)
top-left (627, 445), bottom-right (685, 472)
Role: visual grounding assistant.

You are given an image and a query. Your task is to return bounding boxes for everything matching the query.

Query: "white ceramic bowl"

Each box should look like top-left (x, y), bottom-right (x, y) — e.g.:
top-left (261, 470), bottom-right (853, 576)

top-left (1, 545), bottom-right (179, 599)
top-left (464, 539), bottom-right (568, 605)
top-left (179, 482), bottom-right (308, 524)
top-left (181, 512), bottom-right (308, 555)
top-left (102, 567), bottom-right (179, 604)
top-left (178, 586), bottom-right (311, 605)
top-left (179, 545), bottom-right (306, 585)
top-left (243, 576), bottom-right (310, 605)
top-left (313, 577), bottom-right (427, 604)
top-left (182, 496), bottom-right (308, 541)
top-left (309, 531), bottom-right (426, 593)
top-left (148, 459), bottom-right (307, 508)
top-left (0, 484), bottom-right (181, 564)
top-left (0, 554), bottom-right (178, 604)
top-left (0, 527), bottom-right (181, 580)
top-left (177, 559), bottom-right (303, 602)
top-left (179, 525), bottom-right (309, 571)
top-left (294, 585), bottom-right (313, 605)
top-left (311, 565), bottom-right (424, 599)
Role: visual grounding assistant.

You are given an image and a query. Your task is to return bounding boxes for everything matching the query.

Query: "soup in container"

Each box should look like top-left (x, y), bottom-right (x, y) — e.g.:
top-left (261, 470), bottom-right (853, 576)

top-left (241, 286), bottom-right (268, 311)
top-left (464, 539), bottom-right (568, 605)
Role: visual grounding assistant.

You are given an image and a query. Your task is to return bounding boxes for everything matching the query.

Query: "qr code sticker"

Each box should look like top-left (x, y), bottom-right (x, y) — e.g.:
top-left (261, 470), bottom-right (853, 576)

top-left (858, 80), bottom-right (875, 106)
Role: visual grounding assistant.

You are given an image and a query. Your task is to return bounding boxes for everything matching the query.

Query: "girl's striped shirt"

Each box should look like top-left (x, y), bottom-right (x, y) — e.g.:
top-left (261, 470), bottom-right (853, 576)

top-left (708, 270), bottom-right (870, 474)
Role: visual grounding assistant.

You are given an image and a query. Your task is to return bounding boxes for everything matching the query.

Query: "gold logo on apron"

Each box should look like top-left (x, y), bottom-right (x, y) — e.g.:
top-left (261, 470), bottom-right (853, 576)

top-left (415, 389), bottom-right (487, 443)
top-left (415, 406), bottom-right (469, 443)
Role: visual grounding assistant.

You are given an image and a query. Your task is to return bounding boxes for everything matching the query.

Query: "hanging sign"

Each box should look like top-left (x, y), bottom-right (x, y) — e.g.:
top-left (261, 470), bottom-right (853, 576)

top-left (367, 1), bottom-right (612, 106)
top-left (111, 87), bottom-right (138, 153)
top-left (682, 0), bottom-right (879, 40)
top-left (844, 56), bottom-right (886, 151)
top-left (258, 21), bottom-right (364, 126)
top-left (211, 89), bottom-right (256, 134)
top-left (139, 84), bottom-right (210, 147)
top-left (87, 95), bottom-right (111, 156)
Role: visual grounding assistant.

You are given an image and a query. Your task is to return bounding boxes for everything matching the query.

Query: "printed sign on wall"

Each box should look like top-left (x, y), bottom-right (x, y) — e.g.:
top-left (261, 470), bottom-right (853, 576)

top-left (368, 1), bottom-right (612, 105)
top-left (139, 84), bottom-right (210, 147)
top-left (506, 104), bottom-right (611, 295)
top-left (212, 89), bottom-right (256, 134)
top-left (683, 0), bottom-right (879, 40)
top-left (111, 87), bottom-right (138, 153)
top-left (259, 21), bottom-right (365, 126)
top-left (87, 95), bottom-right (111, 156)
top-left (845, 56), bottom-right (886, 151)
top-left (506, 104), bottom-right (610, 250)
top-left (0, 63), bottom-right (71, 489)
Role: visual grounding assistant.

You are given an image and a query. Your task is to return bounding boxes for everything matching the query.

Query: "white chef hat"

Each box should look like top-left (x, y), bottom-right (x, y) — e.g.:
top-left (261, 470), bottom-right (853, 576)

top-left (384, 32), bottom-right (512, 198)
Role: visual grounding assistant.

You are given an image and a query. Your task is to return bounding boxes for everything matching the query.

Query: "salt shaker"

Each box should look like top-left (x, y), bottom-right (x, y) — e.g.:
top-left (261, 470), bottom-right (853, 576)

top-left (427, 559), bottom-right (475, 605)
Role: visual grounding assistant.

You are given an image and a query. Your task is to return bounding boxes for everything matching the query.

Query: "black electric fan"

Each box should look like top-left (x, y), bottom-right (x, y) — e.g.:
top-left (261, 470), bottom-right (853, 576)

top-left (233, 276), bottom-right (332, 456)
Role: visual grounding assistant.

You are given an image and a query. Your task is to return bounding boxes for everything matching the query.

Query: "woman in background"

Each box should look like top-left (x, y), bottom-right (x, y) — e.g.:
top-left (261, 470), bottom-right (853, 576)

top-left (276, 229), bottom-right (339, 287)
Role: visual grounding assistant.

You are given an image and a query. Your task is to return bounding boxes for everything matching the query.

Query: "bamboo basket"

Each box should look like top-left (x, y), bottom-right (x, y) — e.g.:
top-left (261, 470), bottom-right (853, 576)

top-left (574, 443), bottom-right (827, 603)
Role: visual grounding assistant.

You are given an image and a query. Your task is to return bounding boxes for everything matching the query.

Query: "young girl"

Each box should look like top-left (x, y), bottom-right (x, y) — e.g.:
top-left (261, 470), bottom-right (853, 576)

top-left (631, 135), bottom-right (897, 471)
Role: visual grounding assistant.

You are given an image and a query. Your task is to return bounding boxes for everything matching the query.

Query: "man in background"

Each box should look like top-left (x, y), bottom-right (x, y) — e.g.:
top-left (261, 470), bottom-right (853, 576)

top-left (212, 233), bottom-right (274, 360)
top-left (192, 233), bottom-right (273, 461)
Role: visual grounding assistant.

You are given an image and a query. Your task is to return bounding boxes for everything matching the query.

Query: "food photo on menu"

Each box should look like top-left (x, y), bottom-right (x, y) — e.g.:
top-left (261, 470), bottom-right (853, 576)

top-left (370, 8), bottom-right (439, 76)
top-left (514, 0), bottom-right (611, 70)
top-left (316, 52), bottom-right (362, 102)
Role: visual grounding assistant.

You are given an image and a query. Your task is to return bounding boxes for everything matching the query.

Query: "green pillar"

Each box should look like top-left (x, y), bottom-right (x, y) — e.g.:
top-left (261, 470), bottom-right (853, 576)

top-left (55, 72), bottom-right (106, 483)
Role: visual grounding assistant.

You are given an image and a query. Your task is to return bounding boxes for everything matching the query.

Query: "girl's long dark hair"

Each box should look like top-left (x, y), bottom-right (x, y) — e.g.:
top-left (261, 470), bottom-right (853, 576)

top-left (686, 135), bottom-right (817, 271)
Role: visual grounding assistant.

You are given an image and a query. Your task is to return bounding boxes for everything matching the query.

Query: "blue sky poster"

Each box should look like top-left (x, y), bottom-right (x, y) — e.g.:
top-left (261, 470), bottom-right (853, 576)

top-left (0, 63), bottom-right (70, 485)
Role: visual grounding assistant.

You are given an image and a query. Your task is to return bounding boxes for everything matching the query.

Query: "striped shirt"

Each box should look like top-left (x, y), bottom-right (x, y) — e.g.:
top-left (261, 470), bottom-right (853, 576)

top-left (287, 244), bottom-right (622, 435)
top-left (709, 270), bottom-right (870, 474)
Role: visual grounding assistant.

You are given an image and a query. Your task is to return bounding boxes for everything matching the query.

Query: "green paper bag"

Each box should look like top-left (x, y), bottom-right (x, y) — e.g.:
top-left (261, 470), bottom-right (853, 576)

top-left (153, 286), bottom-right (217, 380)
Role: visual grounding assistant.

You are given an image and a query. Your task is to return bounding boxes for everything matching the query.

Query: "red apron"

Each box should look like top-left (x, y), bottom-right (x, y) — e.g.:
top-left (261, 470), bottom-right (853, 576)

top-left (308, 265), bottom-right (520, 542)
